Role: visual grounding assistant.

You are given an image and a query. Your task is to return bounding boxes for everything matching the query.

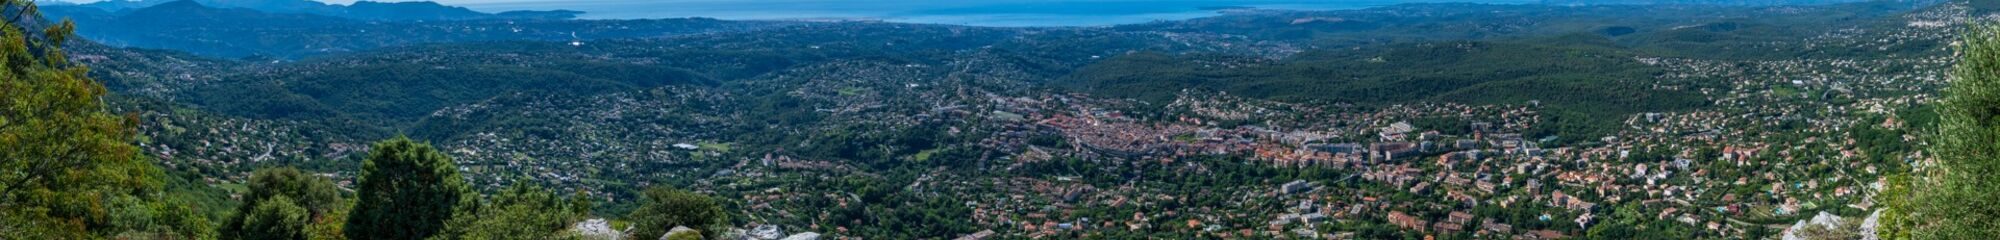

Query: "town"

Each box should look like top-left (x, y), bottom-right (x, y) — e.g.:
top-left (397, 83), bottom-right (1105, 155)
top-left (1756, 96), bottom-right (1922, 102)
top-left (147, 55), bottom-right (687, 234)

top-left (36, 0), bottom-right (1986, 239)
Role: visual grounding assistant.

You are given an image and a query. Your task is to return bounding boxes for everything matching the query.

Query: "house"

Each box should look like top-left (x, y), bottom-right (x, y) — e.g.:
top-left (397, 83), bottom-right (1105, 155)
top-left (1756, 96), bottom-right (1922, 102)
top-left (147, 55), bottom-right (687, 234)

top-left (1387, 211), bottom-right (1428, 230)
top-left (1444, 175), bottom-right (1472, 186)
top-left (1481, 219), bottom-right (1513, 234)
top-left (1447, 211), bottom-right (1475, 225)
top-left (1434, 223), bottom-right (1464, 234)
top-left (1301, 213), bottom-right (1329, 224)
top-left (1283, 180), bottom-right (1312, 194)
top-left (1320, 143), bottom-right (1364, 154)
top-left (1456, 139), bottom-right (1479, 150)
top-left (1373, 142), bottom-right (1418, 160)
top-left (1380, 121), bottom-right (1414, 140)
top-left (1550, 190), bottom-right (1594, 211)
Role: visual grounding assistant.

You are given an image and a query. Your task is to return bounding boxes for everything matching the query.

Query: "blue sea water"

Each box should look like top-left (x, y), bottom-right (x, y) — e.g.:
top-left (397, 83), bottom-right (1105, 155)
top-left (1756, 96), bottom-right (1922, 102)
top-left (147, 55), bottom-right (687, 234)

top-left (454, 0), bottom-right (1536, 27)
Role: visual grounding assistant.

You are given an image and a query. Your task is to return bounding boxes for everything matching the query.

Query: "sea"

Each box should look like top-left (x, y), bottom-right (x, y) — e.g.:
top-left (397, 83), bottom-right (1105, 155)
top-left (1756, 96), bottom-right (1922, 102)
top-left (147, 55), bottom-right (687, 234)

top-left (450, 0), bottom-right (1538, 27)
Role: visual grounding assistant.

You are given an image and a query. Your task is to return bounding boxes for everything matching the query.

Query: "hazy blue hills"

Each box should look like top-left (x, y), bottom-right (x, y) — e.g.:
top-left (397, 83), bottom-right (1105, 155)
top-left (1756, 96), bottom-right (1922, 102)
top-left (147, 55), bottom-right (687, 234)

top-left (1537, 0), bottom-right (1883, 5)
top-left (42, 1), bottom-right (786, 59)
top-left (342, 1), bottom-right (581, 21)
top-left (41, 0), bottom-right (1936, 59)
top-left (49, 0), bottom-right (581, 21)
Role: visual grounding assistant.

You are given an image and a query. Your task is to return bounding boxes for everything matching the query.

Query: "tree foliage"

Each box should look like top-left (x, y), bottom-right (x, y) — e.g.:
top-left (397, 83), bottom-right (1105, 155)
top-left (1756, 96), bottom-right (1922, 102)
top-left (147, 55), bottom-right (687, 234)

top-left (1064, 40), bottom-right (1714, 144)
top-left (628, 186), bottom-right (728, 240)
top-left (223, 167), bottom-right (343, 240)
top-left (0, 1), bottom-right (210, 237)
top-left (432, 182), bottom-right (592, 240)
top-left (236, 195), bottom-right (312, 240)
top-left (245, 167), bottom-right (342, 213)
top-left (345, 137), bottom-right (473, 240)
top-left (1883, 23), bottom-right (2000, 239)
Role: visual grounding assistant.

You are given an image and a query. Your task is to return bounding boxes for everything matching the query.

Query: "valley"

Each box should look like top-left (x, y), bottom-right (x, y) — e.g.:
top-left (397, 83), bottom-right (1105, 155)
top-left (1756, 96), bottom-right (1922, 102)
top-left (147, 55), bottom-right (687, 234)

top-left (12, 0), bottom-right (1985, 239)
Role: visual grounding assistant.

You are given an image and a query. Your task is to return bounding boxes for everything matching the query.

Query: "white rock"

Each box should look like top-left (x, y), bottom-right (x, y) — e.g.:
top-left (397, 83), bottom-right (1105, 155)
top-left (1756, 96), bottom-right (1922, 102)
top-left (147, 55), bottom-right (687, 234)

top-left (781, 232), bottom-right (821, 240)
top-left (574, 218), bottom-right (622, 240)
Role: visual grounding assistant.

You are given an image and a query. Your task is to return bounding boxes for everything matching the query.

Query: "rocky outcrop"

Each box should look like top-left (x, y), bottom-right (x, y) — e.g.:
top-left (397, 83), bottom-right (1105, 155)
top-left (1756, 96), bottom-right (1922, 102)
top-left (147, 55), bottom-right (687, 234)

top-left (575, 218), bottom-right (623, 240)
top-left (661, 226), bottom-right (701, 240)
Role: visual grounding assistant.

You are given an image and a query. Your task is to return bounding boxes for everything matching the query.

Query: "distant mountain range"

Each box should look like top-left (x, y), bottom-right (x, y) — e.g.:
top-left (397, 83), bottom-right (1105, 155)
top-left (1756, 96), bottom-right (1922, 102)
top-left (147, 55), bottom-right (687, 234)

top-left (45, 0), bottom-right (581, 21)
top-left (38, 0), bottom-right (779, 59)
top-left (1538, 0), bottom-right (1883, 5)
top-left (36, 0), bottom-right (1962, 59)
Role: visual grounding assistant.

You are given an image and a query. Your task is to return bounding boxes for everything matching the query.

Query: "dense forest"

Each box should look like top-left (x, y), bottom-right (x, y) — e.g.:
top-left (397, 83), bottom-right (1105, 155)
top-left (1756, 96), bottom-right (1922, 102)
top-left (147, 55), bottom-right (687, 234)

top-left (1064, 38), bottom-right (1715, 143)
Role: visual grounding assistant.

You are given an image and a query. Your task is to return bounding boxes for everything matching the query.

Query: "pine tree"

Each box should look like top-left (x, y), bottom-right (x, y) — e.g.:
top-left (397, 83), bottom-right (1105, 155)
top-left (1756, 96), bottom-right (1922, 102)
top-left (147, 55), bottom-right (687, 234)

top-left (1883, 23), bottom-right (2000, 239)
top-left (344, 137), bottom-right (472, 240)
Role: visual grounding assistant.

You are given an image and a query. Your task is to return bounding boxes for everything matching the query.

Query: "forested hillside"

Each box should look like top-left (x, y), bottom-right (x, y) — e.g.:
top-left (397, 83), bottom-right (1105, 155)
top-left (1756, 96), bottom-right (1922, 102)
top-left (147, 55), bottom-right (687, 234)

top-left (1, 0), bottom-right (1985, 239)
top-left (1066, 39), bottom-right (1714, 143)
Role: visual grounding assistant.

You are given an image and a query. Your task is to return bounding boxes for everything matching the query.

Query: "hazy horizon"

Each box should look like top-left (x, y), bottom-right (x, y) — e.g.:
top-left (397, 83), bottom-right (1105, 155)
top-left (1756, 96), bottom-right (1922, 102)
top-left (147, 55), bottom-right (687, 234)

top-left (51, 0), bottom-right (1539, 26)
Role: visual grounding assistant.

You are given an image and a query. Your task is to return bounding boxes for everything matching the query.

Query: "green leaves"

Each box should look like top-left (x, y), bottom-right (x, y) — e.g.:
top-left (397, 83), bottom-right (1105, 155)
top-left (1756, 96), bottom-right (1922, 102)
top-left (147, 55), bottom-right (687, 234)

top-left (0, 1), bottom-right (203, 237)
top-left (663, 228), bottom-right (703, 240)
top-left (1888, 23), bottom-right (2000, 239)
top-left (627, 187), bottom-right (729, 240)
top-left (433, 182), bottom-right (591, 240)
top-left (345, 137), bottom-right (473, 240)
top-left (223, 167), bottom-right (342, 240)
top-left (244, 168), bottom-right (343, 216)
top-left (238, 195), bottom-right (312, 240)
